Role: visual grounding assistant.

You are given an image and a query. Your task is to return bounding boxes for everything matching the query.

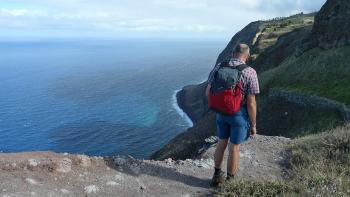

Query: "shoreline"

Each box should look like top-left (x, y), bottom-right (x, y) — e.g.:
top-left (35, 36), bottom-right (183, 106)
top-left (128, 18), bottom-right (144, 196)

top-left (172, 89), bottom-right (194, 127)
top-left (171, 78), bottom-right (208, 128)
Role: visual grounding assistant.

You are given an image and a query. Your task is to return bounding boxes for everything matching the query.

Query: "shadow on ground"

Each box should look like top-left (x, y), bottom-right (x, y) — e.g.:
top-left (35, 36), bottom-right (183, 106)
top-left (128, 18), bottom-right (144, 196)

top-left (103, 157), bottom-right (212, 190)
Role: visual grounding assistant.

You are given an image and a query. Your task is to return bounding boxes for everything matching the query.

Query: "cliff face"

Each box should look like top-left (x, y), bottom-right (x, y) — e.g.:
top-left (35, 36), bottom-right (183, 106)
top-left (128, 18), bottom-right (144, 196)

top-left (253, 25), bottom-right (312, 73)
top-left (173, 13), bottom-right (315, 129)
top-left (165, 20), bottom-right (280, 160)
top-left (176, 83), bottom-right (209, 124)
top-left (151, 111), bottom-right (216, 160)
top-left (174, 20), bottom-right (274, 123)
top-left (153, 0), bottom-right (350, 160)
top-left (216, 21), bottom-right (265, 64)
top-left (312, 0), bottom-right (350, 49)
top-left (153, 14), bottom-right (316, 160)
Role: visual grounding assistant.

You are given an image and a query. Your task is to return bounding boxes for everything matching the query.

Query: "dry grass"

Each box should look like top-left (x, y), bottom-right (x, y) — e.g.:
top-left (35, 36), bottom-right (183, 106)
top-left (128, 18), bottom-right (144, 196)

top-left (287, 125), bottom-right (350, 196)
top-left (219, 125), bottom-right (350, 197)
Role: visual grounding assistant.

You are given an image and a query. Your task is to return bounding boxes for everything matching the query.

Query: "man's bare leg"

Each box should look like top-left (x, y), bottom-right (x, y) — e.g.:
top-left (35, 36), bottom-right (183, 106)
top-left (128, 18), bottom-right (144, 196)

top-left (214, 139), bottom-right (228, 168)
top-left (211, 139), bottom-right (228, 186)
top-left (227, 142), bottom-right (240, 178)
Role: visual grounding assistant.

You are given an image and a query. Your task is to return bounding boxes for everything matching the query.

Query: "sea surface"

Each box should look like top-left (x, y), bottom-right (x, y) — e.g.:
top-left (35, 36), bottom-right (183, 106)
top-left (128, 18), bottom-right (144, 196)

top-left (0, 38), bottom-right (225, 159)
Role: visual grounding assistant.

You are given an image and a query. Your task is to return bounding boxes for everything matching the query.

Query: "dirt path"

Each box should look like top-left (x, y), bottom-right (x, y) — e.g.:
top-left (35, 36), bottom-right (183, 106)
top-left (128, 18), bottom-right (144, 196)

top-left (0, 135), bottom-right (291, 197)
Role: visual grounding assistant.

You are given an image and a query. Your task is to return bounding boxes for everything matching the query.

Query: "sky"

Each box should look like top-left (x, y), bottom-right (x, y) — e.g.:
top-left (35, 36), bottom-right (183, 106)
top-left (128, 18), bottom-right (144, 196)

top-left (0, 0), bottom-right (327, 40)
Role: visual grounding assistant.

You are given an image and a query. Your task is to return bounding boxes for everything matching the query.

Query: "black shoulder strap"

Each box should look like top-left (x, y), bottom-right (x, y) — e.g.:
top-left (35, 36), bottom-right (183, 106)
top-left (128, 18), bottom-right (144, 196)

top-left (236, 64), bottom-right (249, 71)
top-left (219, 61), bottom-right (249, 71)
top-left (219, 60), bottom-right (230, 68)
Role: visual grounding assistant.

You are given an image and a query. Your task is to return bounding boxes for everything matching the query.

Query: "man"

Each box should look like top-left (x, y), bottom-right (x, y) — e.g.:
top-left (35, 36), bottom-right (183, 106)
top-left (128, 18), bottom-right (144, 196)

top-left (206, 44), bottom-right (260, 186)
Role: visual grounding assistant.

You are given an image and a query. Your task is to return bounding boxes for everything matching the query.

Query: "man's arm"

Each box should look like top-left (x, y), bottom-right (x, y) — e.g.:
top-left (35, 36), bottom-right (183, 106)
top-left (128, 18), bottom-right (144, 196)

top-left (246, 94), bottom-right (257, 136)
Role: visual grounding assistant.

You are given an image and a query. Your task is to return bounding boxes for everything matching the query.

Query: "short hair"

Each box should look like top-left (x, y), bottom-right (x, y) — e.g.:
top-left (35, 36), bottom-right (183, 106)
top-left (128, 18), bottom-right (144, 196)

top-left (234, 44), bottom-right (250, 56)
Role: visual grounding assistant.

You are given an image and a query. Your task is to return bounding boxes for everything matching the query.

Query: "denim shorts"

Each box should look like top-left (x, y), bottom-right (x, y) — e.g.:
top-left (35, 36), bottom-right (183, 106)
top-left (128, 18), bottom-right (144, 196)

top-left (216, 106), bottom-right (250, 144)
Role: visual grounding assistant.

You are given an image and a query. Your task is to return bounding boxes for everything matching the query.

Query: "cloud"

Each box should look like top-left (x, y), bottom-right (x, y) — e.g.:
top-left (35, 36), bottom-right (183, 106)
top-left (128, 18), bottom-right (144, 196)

top-left (0, 8), bottom-right (47, 17)
top-left (253, 0), bottom-right (326, 14)
top-left (0, 0), bottom-right (327, 38)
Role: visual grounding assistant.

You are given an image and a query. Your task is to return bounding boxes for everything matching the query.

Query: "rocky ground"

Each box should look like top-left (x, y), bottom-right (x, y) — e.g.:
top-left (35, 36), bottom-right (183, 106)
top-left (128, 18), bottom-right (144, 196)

top-left (0, 135), bottom-right (291, 197)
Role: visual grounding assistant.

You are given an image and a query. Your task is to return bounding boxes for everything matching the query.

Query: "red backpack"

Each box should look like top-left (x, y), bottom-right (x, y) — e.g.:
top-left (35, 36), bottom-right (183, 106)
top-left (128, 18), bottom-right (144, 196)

top-left (208, 62), bottom-right (248, 115)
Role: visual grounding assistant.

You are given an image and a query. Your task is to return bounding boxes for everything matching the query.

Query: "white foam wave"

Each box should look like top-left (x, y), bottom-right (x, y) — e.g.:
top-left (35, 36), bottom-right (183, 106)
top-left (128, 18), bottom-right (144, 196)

top-left (172, 89), bottom-right (193, 127)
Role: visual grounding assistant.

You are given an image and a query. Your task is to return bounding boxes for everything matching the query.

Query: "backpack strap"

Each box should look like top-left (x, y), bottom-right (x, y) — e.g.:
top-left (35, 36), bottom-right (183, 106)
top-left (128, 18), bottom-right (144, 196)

top-left (219, 61), bottom-right (249, 71)
top-left (219, 60), bottom-right (230, 68)
top-left (235, 64), bottom-right (249, 71)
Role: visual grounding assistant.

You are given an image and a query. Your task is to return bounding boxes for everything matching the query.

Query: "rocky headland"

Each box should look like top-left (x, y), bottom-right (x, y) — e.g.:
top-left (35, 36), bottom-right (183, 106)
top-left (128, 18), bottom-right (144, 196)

top-left (153, 0), bottom-right (350, 160)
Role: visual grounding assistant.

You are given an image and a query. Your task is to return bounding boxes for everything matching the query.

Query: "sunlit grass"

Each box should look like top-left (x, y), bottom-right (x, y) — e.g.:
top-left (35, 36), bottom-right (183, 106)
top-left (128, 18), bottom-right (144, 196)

top-left (260, 46), bottom-right (350, 105)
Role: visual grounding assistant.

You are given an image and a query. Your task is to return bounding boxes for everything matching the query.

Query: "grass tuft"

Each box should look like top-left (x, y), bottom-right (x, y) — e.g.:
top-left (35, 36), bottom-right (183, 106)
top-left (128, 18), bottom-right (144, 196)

top-left (220, 179), bottom-right (298, 197)
top-left (218, 125), bottom-right (350, 197)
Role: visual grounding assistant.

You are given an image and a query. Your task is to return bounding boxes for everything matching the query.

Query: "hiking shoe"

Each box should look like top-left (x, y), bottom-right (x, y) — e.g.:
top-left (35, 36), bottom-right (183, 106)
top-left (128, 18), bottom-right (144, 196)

top-left (226, 173), bottom-right (235, 182)
top-left (210, 170), bottom-right (226, 187)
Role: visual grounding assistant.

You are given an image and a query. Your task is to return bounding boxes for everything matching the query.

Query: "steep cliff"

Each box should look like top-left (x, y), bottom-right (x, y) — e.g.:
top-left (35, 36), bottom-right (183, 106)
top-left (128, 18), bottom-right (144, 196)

top-left (174, 13), bottom-right (315, 124)
top-left (176, 83), bottom-right (209, 124)
top-left (153, 0), bottom-right (350, 160)
top-left (151, 111), bottom-right (216, 160)
top-left (217, 13), bottom-right (315, 66)
top-left (311, 0), bottom-right (350, 49)
top-left (153, 14), bottom-right (317, 160)
top-left (216, 21), bottom-right (264, 64)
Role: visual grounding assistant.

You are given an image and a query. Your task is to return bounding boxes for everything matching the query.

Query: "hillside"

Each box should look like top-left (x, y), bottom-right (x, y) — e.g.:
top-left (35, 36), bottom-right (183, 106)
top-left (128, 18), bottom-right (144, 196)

top-left (174, 13), bottom-right (316, 125)
top-left (218, 13), bottom-right (315, 73)
top-left (260, 0), bottom-right (350, 104)
top-left (153, 0), bottom-right (350, 160)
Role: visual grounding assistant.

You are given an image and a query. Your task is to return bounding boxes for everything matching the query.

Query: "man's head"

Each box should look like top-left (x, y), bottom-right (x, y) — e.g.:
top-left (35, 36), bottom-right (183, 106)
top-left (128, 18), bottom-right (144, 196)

top-left (233, 44), bottom-right (250, 63)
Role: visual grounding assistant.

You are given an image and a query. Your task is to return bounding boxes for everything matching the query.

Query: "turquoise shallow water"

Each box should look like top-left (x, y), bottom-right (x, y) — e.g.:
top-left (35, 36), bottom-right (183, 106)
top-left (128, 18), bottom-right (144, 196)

top-left (0, 39), bottom-right (224, 159)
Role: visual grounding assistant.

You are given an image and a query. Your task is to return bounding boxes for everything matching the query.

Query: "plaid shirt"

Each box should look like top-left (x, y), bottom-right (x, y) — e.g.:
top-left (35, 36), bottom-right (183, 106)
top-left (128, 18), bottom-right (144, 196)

top-left (207, 58), bottom-right (260, 95)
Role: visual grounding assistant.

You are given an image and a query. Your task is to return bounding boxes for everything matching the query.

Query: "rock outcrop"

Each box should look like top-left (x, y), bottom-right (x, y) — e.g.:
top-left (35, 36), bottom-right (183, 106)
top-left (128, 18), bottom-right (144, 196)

top-left (0, 135), bottom-right (291, 197)
top-left (151, 111), bottom-right (216, 160)
top-left (216, 21), bottom-right (265, 64)
top-left (176, 83), bottom-right (209, 124)
top-left (311, 0), bottom-right (350, 49)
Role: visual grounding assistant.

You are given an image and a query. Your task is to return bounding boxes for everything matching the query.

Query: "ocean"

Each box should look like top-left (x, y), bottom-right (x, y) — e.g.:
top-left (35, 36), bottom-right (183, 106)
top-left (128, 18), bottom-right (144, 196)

top-left (0, 39), bottom-right (225, 159)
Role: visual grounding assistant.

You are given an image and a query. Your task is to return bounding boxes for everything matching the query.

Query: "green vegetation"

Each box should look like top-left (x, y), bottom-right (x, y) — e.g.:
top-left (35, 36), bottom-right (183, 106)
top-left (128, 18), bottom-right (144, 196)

top-left (257, 97), bottom-right (343, 138)
top-left (257, 46), bottom-right (350, 138)
top-left (220, 180), bottom-right (297, 196)
top-left (218, 125), bottom-right (350, 197)
top-left (252, 14), bottom-right (314, 55)
top-left (260, 46), bottom-right (350, 105)
top-left (264, 13), bottom-right (314, 30)
top-left (287, 125), bottom-right (350, 196)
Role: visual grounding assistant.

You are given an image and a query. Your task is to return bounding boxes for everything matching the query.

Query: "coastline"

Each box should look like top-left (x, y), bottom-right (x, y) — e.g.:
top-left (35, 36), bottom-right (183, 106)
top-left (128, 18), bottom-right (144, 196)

top-left (174, 81), bottom-right (209, 125)
top-left (151, 82), bottom-right (214, 160)
top-left (172, 89), bottom-right (193, 127)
